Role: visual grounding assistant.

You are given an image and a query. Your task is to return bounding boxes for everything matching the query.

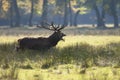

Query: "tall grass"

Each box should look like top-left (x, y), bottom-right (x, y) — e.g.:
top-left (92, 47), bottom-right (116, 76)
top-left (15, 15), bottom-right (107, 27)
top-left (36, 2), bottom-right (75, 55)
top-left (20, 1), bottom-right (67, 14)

top-left (1, 42), bottom-right (120, 80)
top-left (0, 37), bottom-right (120, 69)
top-left (0, 34), bottom-right (120, 79)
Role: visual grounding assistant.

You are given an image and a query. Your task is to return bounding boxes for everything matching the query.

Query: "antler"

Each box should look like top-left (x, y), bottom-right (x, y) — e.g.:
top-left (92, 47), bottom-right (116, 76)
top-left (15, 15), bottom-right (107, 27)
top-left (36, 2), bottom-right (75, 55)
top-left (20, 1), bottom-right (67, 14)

top-left (37, 22), bottom-right (55, 31)
top-left (37, 21), bottom-right (66, 31)
top-left (50, 22), bottom-right (66, 31)
top-left (57, 25), bottom-right (65, 31)
top-left (37, 24), bottom-right (53, 31)
top-left (49, 22), bottom-right (58, 30)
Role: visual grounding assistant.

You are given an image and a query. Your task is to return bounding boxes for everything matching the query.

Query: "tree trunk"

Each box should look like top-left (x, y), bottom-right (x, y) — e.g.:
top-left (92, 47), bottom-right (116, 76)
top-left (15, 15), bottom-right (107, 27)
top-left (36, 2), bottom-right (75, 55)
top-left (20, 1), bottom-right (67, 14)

top-left (29, 0), bottom-right (34, 26)
top-left (13, 0), bottom-right (20, 27)
top-left (93, 3), bottom-right (105, 29)
top-left (73, 10), bottom-right (80, 26)
top-left (9, 0), bottom-right (14, 27)
top-left (0, 0), bottom-right (3, 13)
top-left (101, 9), bottom-right (105, 28)
top-left (63, 0), bottom-right (68, 26)
top-left (109, 0), bottom-right (119, 28)
top-left (41, 0), bottom-right (48, 24)
top-left (101, 0), bottom-right (106, 28)
top-left (113, 15), bottom-right (119, 28)
top-left (68, 0), bottom-right (72, 26)
top-left (93, 4), bottom-right (101, 27)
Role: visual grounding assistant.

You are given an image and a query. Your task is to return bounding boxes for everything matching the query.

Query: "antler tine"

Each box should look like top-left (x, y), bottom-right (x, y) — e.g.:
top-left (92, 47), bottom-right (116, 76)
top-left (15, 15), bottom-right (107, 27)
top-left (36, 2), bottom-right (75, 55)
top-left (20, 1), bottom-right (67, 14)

top-left (37, 21), bottom-right (65, 31)
top-left (36, 22), bottom-right (54, 31)
top-left (56, 24), bottom-right (59, 28)
top-left (50, 22), bottom-right (58, 30)
top-left (45, 22), bottom-right (52, 26)
top-left (55, 24), bottom-right (60, 30)
top-left (43, 21), bottom-right (57, 31)
top-left (57, 25), bottom-right (65, 31)
top-left (37, 25), bottom-right (51, 30)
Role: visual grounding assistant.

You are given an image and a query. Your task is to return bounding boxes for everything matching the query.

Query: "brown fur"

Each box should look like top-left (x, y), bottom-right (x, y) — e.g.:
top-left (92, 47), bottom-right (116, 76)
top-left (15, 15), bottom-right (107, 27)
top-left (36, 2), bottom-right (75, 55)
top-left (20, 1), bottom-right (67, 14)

top-left (16, 31), bottom-right (66, 51)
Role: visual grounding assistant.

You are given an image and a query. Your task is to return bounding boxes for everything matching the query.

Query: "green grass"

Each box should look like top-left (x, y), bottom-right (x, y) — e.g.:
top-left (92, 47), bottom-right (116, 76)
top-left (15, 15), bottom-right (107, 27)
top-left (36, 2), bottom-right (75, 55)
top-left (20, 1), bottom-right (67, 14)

top-left (0, 35), bottom-right (120, 80)
top-left (0, 28), bottom-right (120, 80)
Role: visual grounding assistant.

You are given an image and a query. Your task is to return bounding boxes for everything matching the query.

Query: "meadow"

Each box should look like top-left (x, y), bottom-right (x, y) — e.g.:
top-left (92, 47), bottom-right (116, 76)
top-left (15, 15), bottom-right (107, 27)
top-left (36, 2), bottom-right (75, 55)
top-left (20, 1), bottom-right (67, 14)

top-left (0, 27), bottom-right (120, 80)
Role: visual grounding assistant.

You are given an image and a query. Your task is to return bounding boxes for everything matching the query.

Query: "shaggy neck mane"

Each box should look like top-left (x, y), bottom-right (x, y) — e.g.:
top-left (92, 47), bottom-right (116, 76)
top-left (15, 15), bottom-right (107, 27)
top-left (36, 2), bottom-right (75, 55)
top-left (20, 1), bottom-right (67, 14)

top-left (48, 32), bottom-right (60, 46)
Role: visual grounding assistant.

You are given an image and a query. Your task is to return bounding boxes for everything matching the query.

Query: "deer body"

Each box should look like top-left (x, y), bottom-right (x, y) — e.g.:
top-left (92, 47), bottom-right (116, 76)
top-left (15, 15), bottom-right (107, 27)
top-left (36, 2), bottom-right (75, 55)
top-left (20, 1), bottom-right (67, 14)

top-left (17, 37), bottom-right (50, 50)
top-left (16, 23), bottom-right (66, 51)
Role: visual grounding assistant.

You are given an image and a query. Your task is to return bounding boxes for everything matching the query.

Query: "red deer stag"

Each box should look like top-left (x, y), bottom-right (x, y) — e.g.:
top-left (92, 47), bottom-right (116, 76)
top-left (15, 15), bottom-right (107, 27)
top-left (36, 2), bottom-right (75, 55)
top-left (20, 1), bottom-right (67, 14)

top-left (16, 22), bottom-right (66, 51)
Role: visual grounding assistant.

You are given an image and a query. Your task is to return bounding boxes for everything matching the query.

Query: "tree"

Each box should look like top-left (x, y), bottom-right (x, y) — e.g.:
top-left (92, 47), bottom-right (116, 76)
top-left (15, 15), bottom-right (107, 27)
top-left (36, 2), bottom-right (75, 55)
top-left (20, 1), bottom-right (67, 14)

top-left (85, 0), bottom-right (106, 29)
top-left (68, 0), bottom-right (73, 26)
top-left (93, 1), bottom-right (105, 28)
top-left (71, 0), bottom-right (90, 26)
top-left (56, 0), bottom-right (79, 26)
top-left (73, 10), bottom-right (80, 26)
top-left (8, 0), bottom-right (20, 27)
top-left (28, 0), bottom-right (40, 26)
top-left (63, 0), bottom-right (68, 26)
top-left (41, 0), bottom-right (48, 24)
top-left (109, 0), bottom-right (119, 28)
top-left (9, 0), bottom-right (14, 27)
top-left (85, 0), bottom-right (119, 28)
top-left (0, 0), bottom-right (9, 18)
top-left (28, 0), bottom-right (34, 26)
top-left (12, 0), bottom-right (20, 27)
top-left (0, 0), bottom-right (3, 15)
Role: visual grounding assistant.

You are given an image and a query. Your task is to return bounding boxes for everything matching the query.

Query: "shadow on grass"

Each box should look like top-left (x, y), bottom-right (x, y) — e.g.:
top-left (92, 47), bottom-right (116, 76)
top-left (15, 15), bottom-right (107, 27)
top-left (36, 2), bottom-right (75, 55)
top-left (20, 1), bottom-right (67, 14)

top-left (0, 42), bottom-right (120, 69)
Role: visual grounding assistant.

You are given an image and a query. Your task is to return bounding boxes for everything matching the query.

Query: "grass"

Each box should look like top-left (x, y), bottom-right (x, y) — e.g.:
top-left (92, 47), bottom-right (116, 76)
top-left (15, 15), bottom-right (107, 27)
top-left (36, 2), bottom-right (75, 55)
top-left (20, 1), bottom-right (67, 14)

top-left (10, 66), bottom-right (120, 80)
top-left (1, 35), bottom-right (120, 46)
top-left (0, 28), bottom-right (120, 80)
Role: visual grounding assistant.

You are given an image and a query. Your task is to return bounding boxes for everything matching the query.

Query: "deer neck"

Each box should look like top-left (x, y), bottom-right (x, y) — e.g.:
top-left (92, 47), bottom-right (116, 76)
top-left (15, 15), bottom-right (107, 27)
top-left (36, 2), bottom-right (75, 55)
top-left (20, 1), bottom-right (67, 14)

top-left (48, 33), bottom-right (60, 46)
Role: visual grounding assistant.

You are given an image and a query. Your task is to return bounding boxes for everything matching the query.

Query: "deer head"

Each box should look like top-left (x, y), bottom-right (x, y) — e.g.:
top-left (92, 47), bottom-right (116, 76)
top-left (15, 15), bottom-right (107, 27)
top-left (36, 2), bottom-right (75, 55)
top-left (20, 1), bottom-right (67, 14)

top-left (37, 22), bottom-right (66, 41)
top-left (16, 22), bottom-right (66, 51)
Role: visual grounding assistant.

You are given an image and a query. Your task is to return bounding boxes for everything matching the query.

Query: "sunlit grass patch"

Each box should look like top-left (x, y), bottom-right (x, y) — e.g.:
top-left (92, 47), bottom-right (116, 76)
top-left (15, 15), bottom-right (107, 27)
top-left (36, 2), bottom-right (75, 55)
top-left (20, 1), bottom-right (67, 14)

top-left (78, 67), bottom-right (120, 80)
top-left (16, 66), bottom-right (120, 80)
top-left (57, 35), bottom-right (120, 48)
top-left (1, 35), bottom-right (120, 47)
top-left (0, 36), bottom-right (18, 44)
top-left (0, 35), bottom-right (120, 80)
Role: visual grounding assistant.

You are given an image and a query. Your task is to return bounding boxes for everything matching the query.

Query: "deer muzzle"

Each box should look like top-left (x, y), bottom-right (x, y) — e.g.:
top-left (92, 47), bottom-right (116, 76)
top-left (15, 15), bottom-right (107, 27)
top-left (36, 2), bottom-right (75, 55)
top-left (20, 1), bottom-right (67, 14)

top-left (61, 34), bottom-right (66, 41)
